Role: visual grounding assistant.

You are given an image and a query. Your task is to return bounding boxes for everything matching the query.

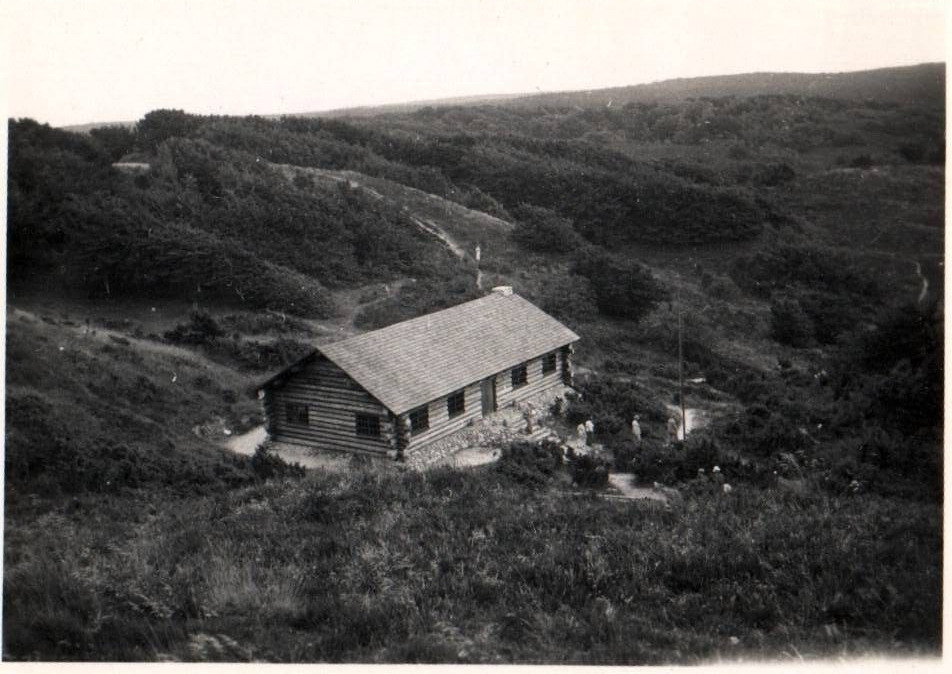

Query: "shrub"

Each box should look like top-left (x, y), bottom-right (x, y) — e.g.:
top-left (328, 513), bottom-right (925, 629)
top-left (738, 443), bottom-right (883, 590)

top-left (215, 337), bottom-right (312, 372)
top-left (497, 441), bottom-right (564, 487)
top-left (678, 435), bottom-right (722, 481)
top-left (354, 274), bottom-right (482, 330)
top-left (571, 454), bottom-right (610, 489)
top-left (572, 247), bottom-right (667, 321)
top-left (250, 444), bottom-right (305, 480)
top-left (164, 311), bottom-right (225, 345)
top-left (769, 296), bottom-right (815, 347)
top-left (627, 443), bottom-right (680, 484)
top-left (510, 203), bottom-right (582, 253)
top-left (538, 274), bottom-right (599, 324)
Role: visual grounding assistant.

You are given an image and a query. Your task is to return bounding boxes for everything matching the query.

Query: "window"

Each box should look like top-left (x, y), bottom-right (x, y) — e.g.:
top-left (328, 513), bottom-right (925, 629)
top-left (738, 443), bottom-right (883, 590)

top-left (409, 405), bottom-right (430, 432)
top-left (542, 352), bottom-right (558, 375)
top-left (511, 363), bottom-right (528, 388)
top-left (447, 389), bottom-right (465, 418)
top-left (286, 403), bottom-right (309, 425)
top-left (355, 413), bottom-right (381, 437)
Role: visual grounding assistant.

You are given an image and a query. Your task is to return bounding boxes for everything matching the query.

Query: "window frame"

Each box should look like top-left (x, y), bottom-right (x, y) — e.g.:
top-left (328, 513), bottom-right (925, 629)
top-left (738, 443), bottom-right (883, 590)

top-left (542, 351), bottom-right (558, 375)
top-left (355, 412), bottom-right (381, 438)
top-left (447, 389), bottom-right (466, 418)
top-left (286, 402), bottom-right (309, 425)
top-left (511, 363), bottom-right (528, 389)
top-left (409, 405), bottom-right (430, 433)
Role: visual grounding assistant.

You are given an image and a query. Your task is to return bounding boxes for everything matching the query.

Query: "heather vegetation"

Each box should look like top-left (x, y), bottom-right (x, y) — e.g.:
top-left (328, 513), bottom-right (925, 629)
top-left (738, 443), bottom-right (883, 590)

top-left (4, 65), bottom-right (944, 662)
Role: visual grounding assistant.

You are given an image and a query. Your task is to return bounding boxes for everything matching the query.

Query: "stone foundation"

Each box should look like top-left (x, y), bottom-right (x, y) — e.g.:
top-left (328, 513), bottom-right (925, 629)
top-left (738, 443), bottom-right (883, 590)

top-left (404, 385), bottom-right (573, 469)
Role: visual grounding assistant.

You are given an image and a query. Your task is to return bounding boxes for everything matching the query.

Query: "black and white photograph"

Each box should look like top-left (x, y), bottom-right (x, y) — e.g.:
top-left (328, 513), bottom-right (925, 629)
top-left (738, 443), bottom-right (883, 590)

top-left (1, 0), bottom-right (945, 666)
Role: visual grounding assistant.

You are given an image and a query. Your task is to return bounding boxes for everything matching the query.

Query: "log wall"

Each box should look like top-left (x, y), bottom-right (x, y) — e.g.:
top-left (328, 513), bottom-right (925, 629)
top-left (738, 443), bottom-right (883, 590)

top-left (404, 381), bottom-right (484, 450)
top-left (263, 346), bottom-right (574, 459)
top-left (266, 356), bottom-right (391, 454)
top-left (404, 348), bottom-right (568, 454)
top-left (494, 350), bottom-right (565, 410)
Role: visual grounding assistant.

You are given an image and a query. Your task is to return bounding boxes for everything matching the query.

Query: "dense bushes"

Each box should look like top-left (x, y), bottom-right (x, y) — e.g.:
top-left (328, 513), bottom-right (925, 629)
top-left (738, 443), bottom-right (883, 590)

top-left (165, 312), bottom-right (313, 371)
top-left (4, 393), bottom-right (256, 496)
top-left (510, 204), bottom-right (582, 253)
top-left (569, 453), bottom-right (610, 488)
top-left (572, 247), bottom-right (667, 321)
top-left (769, 297), bottom-right (815, 347)
top-left (537, 274), bottom-right (600, 325)
top-left (564, 379), bottom-right (667, 445)
top-left (733, 244), bottom-right (879, 300)
top-left (164, 311), bottom-right (225, 345)
top-left (5, 463), bottom-right (940, 661)
top-left (353, 273), bottom-right (482, 330)
top-left (250, 444), bottom-right (305, 480)
top-left (7, 118), bottom-right (466, 314)
top-left (735, 244), bottom-right (881, 346)
top-left (496, 441), bottom-right (564, 487)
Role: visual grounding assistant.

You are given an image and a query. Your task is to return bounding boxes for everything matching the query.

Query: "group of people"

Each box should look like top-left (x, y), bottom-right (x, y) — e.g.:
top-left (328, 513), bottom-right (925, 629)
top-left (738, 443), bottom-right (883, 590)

top-left (630, 414), bottom-right (681, 446)
top-left (575, 419), bottom-right (596, 446)
top-left (574, 413), bottom-right (683, 447)
top-left (695, 466), bottom-right (732, 494)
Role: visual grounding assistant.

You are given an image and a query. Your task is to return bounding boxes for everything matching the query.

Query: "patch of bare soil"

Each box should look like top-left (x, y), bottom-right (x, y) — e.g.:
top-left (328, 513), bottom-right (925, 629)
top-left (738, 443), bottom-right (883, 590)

top-left (447, 446), bottom-right (501, 468)
top-left (224, 425), bottom-right (379, 472)
top-left (607, 474), bottom-right (669, 503)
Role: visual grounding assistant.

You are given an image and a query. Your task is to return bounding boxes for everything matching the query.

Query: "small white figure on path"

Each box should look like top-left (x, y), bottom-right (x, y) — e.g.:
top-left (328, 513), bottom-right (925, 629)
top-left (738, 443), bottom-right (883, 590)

top-left (631, 416), bottom-right (642, 444)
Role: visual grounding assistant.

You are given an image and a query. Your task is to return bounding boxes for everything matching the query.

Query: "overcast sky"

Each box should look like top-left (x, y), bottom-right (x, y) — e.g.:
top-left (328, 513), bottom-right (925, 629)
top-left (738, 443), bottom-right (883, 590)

top-left (1, 0), bottom-right (946, 127)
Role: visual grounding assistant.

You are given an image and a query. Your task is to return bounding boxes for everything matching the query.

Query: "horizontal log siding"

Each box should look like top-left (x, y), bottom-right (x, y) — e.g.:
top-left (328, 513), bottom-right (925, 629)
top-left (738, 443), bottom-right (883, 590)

top-left (495, 351), bottom-right (564, 409)
top-left (405, 350), bottom-right (565, 454)
top-left (405, 381), bottom-right (482, 451)
top-left (269, 357), bottom-right (390, 454)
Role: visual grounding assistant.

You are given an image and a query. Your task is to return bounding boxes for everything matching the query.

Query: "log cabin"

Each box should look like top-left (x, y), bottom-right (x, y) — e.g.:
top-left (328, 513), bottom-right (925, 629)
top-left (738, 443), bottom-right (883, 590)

top-left (257, 286), bottom-right (579, 460)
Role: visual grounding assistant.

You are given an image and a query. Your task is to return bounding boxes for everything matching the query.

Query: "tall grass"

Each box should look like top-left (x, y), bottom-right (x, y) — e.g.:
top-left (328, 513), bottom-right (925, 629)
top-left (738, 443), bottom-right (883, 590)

top-left (4, 462), bottom-right (940, 662)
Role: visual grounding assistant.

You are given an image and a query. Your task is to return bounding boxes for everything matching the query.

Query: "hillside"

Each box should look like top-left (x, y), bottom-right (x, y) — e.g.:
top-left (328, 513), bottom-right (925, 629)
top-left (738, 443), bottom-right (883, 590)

top-left (5, 67), bottom-right (944, 662)
top-left (58, 62), bottom-right (944, 131)
top-left (496, 62), bottom-right (946, 110)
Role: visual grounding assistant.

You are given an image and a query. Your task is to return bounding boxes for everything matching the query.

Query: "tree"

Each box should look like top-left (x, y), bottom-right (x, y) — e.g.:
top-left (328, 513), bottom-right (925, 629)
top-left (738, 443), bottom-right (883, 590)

top-left (510, 203), bottom-right (582, 253)
top-left (137, 109), bottom-right (199, 152)
top-left (572, 247), bottom-right (667, 321)
top-left (89, 125), bottom-right (138, 161)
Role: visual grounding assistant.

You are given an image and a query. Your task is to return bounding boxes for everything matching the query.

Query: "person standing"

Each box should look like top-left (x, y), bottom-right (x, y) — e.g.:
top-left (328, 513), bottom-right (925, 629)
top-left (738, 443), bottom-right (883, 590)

top-left (666, 417), bottom-right (679, 445)
top-left (584, 418), bottom-right (595, 446)
top-left (524, 403), bottom-right (536, 434)
top-left (631, 416), bottom-right (642, 445)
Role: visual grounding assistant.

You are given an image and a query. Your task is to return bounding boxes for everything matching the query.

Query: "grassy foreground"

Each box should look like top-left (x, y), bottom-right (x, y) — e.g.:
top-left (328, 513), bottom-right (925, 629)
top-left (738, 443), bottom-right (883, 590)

top-left (3, 461), bottom-right (940, 663)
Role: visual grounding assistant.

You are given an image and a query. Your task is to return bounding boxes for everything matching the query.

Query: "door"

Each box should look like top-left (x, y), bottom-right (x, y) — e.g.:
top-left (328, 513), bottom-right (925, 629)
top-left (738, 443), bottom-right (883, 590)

top-left (480, 377), bottom-right (497, 416)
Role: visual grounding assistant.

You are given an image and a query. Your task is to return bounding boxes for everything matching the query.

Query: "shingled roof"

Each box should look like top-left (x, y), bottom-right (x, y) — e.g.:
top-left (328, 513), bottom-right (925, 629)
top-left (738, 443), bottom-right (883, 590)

top-left (309, 291), bottom-right (579, 415)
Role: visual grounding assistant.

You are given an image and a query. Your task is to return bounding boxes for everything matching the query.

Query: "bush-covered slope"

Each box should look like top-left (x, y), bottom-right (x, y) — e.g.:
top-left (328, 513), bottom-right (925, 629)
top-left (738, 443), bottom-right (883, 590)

top-left (3, 307), bottom-right (265, 496)
top-left (3, 463), bottom-right (940, 662)
top-left (8, 118), bottom-right (466, 316)
top-left (4, 64), bottom-right (944, 664)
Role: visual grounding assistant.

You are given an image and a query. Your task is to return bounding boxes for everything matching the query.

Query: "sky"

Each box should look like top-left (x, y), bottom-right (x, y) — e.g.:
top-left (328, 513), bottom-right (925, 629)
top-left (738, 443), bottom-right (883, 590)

top-left (1, 0), bottom-right (947, 127)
